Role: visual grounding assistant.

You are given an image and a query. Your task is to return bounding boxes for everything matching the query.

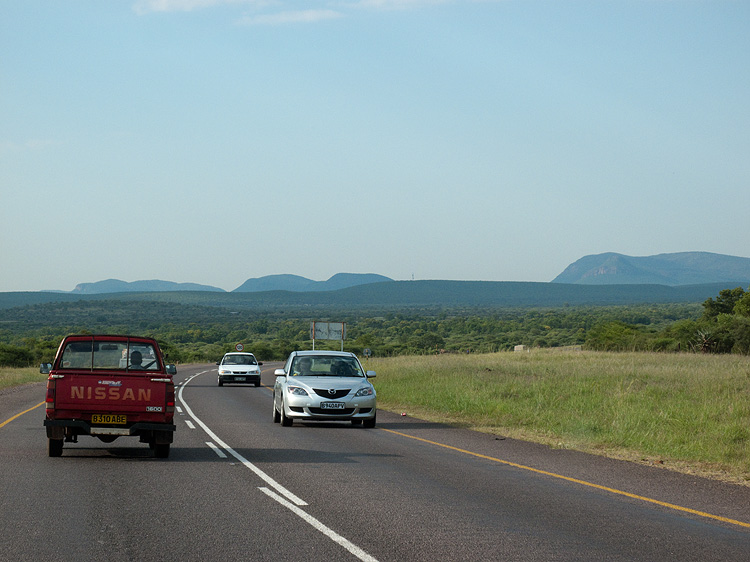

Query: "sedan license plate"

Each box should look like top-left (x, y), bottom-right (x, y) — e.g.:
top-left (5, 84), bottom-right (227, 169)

top-left (91, 414), bottom-right (126, 424)
top-left (320, 402), bottom-right (345, 410)
top-left (235, 377), bottom-right (246, 382)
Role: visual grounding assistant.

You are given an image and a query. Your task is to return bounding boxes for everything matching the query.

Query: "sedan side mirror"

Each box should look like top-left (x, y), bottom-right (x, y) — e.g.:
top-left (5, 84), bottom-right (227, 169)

top-left (274, 368), bottom-right (286, 376)
top-left (366, 371), bottom-right (376, 378)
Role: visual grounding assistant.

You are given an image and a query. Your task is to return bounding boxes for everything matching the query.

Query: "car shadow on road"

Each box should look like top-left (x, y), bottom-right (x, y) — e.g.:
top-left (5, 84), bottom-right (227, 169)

top-left (49, 445), bottom-right (400, 464)
top-left (45, 446), bottom-right (183, 461)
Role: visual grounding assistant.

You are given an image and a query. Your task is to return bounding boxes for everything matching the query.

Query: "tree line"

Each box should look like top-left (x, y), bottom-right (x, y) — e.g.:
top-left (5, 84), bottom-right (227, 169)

top-left (1, 286), bottom-right (749, 367)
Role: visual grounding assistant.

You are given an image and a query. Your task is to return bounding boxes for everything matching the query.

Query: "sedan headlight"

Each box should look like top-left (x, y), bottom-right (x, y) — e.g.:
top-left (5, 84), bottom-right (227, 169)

top-left (287, 385), bottom-right (309, 396)
top-left (219, 369), bottom-right (231, 375)
top-left (354, 387), bottom-right (374, 397)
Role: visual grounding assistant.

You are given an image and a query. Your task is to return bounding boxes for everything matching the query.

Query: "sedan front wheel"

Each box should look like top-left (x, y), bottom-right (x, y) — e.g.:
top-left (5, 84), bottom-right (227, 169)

top-left (280, 400), bottom-right (293, 427)
top-left (363, 413), bottom-right (376, 428)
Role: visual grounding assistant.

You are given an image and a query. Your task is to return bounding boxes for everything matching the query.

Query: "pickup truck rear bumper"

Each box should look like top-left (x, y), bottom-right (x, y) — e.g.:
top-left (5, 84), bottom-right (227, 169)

top-left (45, 419), bottom-right (176, 442)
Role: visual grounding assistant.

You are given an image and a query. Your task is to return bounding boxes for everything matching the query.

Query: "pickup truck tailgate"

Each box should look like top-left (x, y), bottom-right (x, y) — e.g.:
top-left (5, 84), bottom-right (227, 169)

top-left (50, 372), bottom-right (173, 421)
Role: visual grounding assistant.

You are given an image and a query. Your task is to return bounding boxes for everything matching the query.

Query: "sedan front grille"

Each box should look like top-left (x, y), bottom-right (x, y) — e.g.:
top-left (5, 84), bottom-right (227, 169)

top-left (312, 388), bottom-right (350, 399)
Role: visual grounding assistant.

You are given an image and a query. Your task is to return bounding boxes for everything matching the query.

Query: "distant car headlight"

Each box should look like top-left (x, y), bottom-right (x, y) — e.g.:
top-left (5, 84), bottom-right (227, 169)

top-left (287, 386), bottom-right (309, 396)
top-left (355, 387), bottom-right (374, 397)
top-left (219, 369), bottom-right (231, 375)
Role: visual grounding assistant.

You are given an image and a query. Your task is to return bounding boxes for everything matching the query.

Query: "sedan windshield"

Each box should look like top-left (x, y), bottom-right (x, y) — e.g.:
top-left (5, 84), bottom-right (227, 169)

top-left (292, 356), bottom-right (363, 377)
top-left (224, 355), bottom-right (257, 365)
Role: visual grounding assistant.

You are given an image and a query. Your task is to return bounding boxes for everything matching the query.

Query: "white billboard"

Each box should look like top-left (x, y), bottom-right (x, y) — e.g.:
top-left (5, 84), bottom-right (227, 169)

top-left (310, 322), bottom-right (346, 341)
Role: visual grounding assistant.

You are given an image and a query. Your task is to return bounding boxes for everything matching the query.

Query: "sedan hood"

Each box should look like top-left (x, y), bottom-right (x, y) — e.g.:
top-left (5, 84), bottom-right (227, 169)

top-left (294, 376), bottom-right (366, 388)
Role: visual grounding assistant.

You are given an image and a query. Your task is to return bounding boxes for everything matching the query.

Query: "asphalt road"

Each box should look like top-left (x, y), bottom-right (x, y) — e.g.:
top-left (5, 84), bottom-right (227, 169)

top-left (2, 363), bottom-right (750, 561)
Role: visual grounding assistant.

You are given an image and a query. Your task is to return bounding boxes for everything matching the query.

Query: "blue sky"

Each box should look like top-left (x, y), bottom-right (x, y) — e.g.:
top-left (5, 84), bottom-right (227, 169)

top-left (1, 1), bottom-right (748, 292)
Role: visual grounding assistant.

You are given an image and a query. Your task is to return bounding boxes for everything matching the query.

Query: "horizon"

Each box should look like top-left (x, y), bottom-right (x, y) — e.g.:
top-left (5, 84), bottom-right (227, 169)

top-left (13, 249), bottom-right (750, 294)
top-left (2, 2), bottom-right (749, 292)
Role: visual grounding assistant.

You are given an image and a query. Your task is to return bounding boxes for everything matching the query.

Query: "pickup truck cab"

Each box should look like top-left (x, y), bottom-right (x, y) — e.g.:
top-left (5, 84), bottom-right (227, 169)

top-left (43, 334), bottom-right (177, 458)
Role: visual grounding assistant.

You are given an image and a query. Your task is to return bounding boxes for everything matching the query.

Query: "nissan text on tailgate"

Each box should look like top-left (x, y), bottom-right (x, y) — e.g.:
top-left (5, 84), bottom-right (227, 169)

top-left (43, 335), bottom-right (177, 458)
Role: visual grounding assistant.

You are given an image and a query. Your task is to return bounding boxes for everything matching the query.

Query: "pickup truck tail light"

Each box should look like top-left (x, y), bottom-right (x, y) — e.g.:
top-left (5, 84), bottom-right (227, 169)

top-left (45, 377), bottom-right (56, 410)
top-left (151, 378), bottom-right (176, 414)
top-left (166, 383), bottom-right (175, 414)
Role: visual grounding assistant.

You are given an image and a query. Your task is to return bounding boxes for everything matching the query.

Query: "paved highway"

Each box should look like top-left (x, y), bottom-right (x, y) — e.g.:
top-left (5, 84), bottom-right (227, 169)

top-left (2, 363), bottom-right (750, 561)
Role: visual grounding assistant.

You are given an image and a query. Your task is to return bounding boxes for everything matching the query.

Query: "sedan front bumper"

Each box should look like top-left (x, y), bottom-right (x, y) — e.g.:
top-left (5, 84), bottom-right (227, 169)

top-left (285, 397), bottom-right (376, 421)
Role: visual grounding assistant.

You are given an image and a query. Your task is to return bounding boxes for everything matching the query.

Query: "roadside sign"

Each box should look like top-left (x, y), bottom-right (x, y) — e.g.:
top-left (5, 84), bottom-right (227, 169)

top-left (310, 322), bottom-right (346, 351)
top-left (310, 322), bottom-right (346, 341)
top-left (235, 343), bottom-right (244, 352)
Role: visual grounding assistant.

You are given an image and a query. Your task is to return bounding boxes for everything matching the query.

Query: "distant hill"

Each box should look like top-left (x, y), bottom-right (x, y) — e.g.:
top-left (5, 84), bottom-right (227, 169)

top-left (233, 273), bottom-right (393, 292)
top-left (552, 252), bottom-right (750, 286)
top-left (2, 257), bottom-right (747, 312)
top-left (0, 280), bottom-right (738, 312)
top-left (72, 279), bottom-right (224, 294)
top-left (231, 274), bottom-right (314, 292)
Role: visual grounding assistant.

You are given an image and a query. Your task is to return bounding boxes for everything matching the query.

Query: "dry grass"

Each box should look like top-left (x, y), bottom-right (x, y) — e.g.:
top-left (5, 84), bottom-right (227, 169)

top-left (0, 367), bottom-right (46, 391)
top-left (367, 350), bottom-right (750, 485)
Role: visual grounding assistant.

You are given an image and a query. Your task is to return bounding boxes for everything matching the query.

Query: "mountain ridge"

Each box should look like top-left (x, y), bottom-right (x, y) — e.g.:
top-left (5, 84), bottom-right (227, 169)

top-left (68, 273), bottom-right (393, 294)
top-left (30, 252), bottom-right (750, 296)
top-left (72, 279), bottom-right (225, 294)
top-left (232, 273), bottom-right (392, 293)
top-left (552, 252), bottom-right (750, 286)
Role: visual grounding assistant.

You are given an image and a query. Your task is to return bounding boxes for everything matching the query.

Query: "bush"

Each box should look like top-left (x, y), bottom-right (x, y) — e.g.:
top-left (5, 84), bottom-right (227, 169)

top-left (0, 344), bottom-right (35, 367)
top-left (585, 322), bottom-right (641, 351)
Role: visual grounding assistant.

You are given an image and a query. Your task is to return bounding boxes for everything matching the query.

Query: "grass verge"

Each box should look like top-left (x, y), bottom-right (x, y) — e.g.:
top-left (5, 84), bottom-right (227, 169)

top-left (368, 350), bottom-right (750, 486)
top-left (0, 367), bottom-right (47, 391)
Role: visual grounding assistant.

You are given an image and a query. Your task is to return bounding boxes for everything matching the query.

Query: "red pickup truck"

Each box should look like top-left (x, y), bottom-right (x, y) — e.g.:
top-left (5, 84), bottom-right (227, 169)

top-left (42, 334), bottom-right (177, 458)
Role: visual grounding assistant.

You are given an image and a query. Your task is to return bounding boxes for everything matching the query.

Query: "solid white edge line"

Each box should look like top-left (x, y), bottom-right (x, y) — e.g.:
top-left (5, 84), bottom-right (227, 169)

top-left (258, 487), bottom-right (379, 562)
top-left (206, 442), bottom-right (228, 458)
top-left (178, 371), bottom-right (308, 507)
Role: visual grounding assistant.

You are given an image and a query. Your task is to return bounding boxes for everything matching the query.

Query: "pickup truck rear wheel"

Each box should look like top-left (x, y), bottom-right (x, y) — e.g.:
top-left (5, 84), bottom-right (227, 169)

top-left (153, 443), bottom-right (170, 458)
top-left (48, 438), bottom-right (63, 457)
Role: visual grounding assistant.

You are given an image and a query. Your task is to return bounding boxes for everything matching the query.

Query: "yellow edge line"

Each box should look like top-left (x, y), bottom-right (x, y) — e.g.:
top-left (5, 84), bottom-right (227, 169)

top-left (0, 402), bottom-right (45, 429)
top-left (381, 427), bottom-right (750, 530)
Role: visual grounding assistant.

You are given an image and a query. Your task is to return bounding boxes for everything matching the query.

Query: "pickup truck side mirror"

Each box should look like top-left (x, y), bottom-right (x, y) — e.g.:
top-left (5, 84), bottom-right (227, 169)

top-left (165, 364), bottom-right (177, 375)
top-left (40, 363), bottom-right (52, 374)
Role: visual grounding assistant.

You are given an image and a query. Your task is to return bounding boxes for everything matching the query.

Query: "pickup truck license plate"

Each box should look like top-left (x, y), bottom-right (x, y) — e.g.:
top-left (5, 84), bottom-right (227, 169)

top-left (91, 414), bottom-right (127, 424)
top-left (320, 402), bottom-right (345, 410)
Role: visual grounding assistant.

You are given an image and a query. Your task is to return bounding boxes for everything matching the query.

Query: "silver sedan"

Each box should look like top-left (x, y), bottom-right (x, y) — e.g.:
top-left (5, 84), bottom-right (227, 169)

top-left (273, 350), bottom-right (376, 427)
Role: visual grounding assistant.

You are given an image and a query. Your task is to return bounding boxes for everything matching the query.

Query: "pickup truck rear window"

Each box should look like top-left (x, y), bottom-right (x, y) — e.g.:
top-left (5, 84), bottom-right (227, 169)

top-left (60, 341), bottom-right (160, 370)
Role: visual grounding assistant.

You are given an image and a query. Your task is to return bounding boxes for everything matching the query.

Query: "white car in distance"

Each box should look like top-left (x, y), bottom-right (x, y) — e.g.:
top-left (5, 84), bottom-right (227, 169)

top-left (217, 352), bottom-right (263, 387)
